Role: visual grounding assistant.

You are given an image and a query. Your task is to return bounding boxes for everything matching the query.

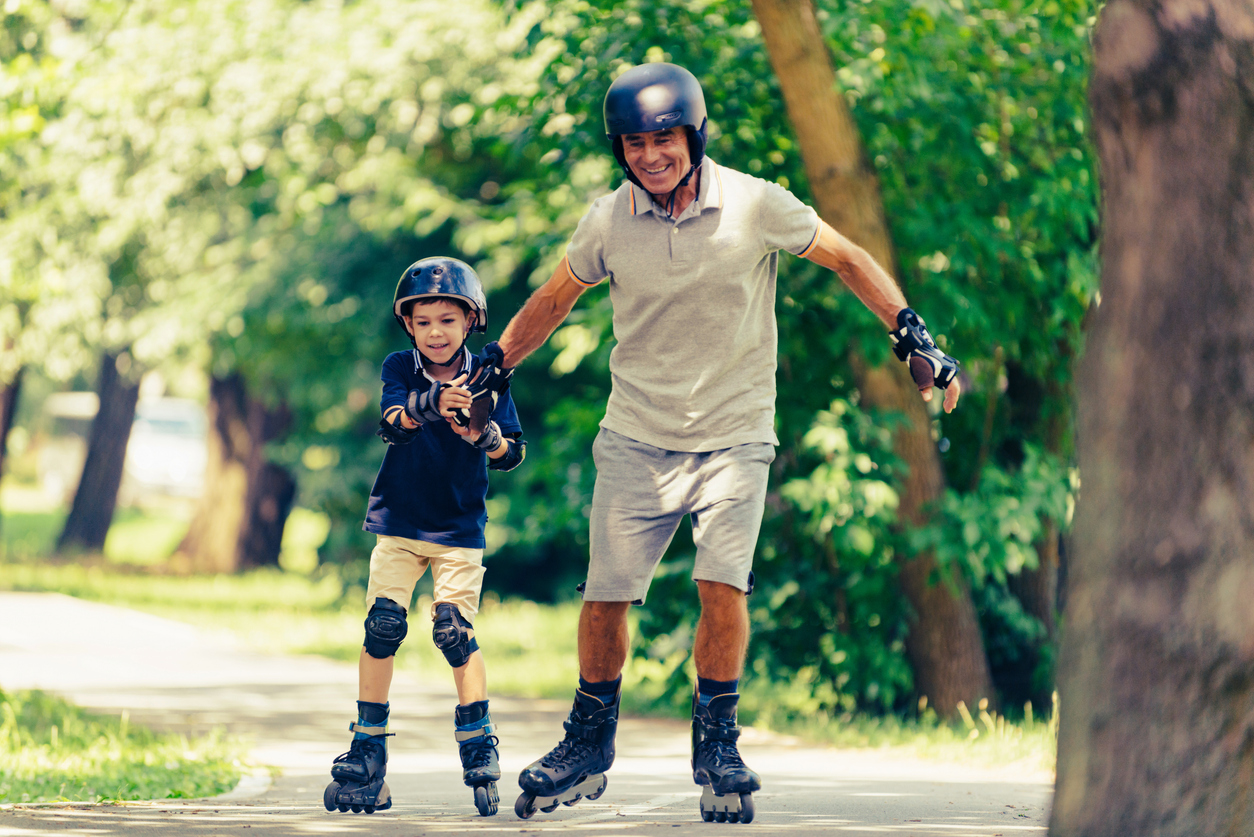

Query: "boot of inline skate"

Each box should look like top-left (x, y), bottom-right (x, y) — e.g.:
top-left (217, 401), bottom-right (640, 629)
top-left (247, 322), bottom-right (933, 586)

top-left (692, 692), bottom-right (759, 824)
top-left (324, 701), bottom-right (392, 814)
top-left (514, 687), bottom-right (618, 818)
top-left (455, 701), bottom-right (501, 816)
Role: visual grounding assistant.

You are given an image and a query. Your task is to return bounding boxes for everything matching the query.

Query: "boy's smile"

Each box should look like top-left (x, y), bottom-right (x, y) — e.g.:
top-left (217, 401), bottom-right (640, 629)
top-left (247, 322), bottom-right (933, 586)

top-left (407, 299), bottom-right (472, 365)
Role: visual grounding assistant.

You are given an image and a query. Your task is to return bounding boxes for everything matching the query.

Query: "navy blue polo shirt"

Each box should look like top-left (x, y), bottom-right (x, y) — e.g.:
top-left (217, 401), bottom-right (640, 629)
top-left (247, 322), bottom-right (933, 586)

top-left (363, 348), bottom-right (522, 548)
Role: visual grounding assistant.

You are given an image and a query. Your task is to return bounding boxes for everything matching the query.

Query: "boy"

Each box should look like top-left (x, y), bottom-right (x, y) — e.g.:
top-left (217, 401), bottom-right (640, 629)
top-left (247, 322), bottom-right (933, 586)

top-left (324, 257), bottom-right (525, 818)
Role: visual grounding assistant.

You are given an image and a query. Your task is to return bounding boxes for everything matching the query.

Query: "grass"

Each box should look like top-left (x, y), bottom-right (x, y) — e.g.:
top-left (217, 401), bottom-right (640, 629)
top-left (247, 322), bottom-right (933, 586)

top-left (0, 492), bottom-right (1057, 780)
top-left (0, 688), bottom-right (244, 804)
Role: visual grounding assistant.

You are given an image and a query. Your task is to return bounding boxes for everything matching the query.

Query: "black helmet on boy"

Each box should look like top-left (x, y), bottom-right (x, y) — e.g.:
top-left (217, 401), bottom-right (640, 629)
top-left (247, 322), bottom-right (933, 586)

top-left (603, 62), bottom-right (708, 192)
top-left (392, 257), bottom-right (488, 351)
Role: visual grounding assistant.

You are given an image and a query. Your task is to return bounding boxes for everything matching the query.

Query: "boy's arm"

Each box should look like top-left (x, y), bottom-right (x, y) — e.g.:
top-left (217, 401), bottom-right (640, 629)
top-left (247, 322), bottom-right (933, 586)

top-left (497, 257), bottom-right (588, 368)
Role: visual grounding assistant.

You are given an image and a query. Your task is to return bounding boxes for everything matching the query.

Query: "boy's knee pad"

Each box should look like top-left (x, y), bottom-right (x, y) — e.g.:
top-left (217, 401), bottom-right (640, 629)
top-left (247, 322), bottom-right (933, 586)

top-left (432, 602), bottom-right (479, 668)
top-left (364, 597), bottom-right (408, 659)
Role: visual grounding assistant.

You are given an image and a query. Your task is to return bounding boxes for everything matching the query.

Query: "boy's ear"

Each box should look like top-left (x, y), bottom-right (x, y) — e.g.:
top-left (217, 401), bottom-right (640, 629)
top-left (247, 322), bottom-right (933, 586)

top-left (403, 316), bottom-right (415, 336)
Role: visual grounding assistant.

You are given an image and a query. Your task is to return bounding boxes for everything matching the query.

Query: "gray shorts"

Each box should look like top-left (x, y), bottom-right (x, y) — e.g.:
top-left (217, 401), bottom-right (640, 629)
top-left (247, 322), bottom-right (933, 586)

top-left (584, 428), bottom-right (776, 603)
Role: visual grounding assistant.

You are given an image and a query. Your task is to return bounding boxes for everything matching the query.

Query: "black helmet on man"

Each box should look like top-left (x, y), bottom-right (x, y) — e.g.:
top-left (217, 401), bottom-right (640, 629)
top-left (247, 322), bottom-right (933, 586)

top-left (603, 62), bottom-right (708, 190)
top-left (392, 257), bottom-right (488, 348)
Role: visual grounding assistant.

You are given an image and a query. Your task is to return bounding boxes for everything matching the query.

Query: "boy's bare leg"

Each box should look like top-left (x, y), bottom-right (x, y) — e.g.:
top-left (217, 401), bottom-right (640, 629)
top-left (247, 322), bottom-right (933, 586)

top-left (452, 643), bottom-right (487, 704)
top-left (358, 648), bottom-right (395, 704)
top-left (578, 601), bottom-right (631, 681)
top-left (694, 580), bottom-right (749, 681)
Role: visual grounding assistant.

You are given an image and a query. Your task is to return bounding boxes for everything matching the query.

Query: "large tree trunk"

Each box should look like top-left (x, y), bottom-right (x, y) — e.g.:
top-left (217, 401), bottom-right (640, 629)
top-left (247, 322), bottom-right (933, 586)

top-left (0, 368), bottom-right (23, 487)
top-left (1051, 2), bottom-right (1254, 834)
top-left (56, 353), bottom-right (141, 554)
top-left (175, 373), bottom-right (293, 573)
top-left (751, 0), bottom-right (994, 715)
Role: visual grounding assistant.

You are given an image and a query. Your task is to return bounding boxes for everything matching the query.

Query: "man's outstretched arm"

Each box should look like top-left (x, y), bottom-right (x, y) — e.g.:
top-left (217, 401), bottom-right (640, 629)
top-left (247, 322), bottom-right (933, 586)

top-left (498, 256), bottom-right (589, 368)
top-left (803, 219), bottom-right (961, 413)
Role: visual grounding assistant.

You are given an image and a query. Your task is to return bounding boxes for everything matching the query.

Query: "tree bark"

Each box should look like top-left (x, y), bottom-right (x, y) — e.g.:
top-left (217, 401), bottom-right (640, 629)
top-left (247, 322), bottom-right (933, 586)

top-left (751, 0), bottom-right (994, 715)
top-left (56, 353), bottom-right (141, 554)
top-left (175, 373), bottom-right (293, 573)
top-left (1051, 2), bottom-right (1254, 833)
top-left (0, 368), bottom-right (23, 488)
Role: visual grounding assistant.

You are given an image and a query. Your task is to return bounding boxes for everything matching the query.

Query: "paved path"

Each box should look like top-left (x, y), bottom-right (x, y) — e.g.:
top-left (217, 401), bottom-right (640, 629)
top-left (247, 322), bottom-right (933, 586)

top-left (0, 592), bottom-right (1052, 835)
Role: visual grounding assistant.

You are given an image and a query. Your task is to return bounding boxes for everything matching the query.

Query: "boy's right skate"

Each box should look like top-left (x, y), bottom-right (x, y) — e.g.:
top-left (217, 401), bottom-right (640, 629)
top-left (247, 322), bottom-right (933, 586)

top-left (324, 722), bottom-right (392, 814)
top-left (514, 688), bottom-right (618, 819)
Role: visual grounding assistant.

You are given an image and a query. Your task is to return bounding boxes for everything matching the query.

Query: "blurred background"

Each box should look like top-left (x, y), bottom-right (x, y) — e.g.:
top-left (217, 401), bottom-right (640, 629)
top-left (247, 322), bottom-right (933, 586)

top-left (0, 0), bottom-right (1096, 731)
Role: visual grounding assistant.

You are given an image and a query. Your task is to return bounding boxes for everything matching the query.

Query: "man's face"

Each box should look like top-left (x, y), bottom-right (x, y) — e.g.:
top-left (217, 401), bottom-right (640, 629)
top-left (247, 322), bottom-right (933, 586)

top-left (406, 299), bottom-right (471, 364)
top-left (621, 127), bottom-right (691, 196)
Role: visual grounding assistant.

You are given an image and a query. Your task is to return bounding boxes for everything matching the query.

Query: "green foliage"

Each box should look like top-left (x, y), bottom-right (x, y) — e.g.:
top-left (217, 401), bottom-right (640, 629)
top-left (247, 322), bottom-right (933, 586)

top-left (0, 688), bottom-right (242, 803)
top-left (3, 0), bottom-right (1099, 716)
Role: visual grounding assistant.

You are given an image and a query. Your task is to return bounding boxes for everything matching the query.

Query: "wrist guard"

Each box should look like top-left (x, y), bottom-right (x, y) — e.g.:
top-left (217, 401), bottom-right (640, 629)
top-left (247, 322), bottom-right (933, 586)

top-left (376, 417), bottom-right (421, 445)
top-left (488, 438), bottom-right (526, 472)
top-left (405, 380), bottom-right (446, 425)
top-left (467, 419), bottom-right (503, 452)
top-left (889, 308), bottom-right (959, 391)
top-left (465, 341), bottom-right (513, 400)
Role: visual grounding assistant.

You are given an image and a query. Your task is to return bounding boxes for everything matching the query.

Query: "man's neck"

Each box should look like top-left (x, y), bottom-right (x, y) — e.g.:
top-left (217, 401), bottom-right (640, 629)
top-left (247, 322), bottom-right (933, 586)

top-left (650, 165), bottom-right (701, 217)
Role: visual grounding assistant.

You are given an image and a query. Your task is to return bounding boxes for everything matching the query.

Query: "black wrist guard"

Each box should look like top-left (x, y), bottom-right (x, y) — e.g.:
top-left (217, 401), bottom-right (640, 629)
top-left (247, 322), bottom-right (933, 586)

top-left (376, 417), bottom-right (421, 445)
top-left (465, 341), bottom-right (513, 399)
top-left (889, 308), bottom-right (959, 391)
top-left (488, 438), bottom-right (526, 472)
top-left (405, 380), bottom-right (446, 425)
top-left (468, 419), bottom-right (503, 452)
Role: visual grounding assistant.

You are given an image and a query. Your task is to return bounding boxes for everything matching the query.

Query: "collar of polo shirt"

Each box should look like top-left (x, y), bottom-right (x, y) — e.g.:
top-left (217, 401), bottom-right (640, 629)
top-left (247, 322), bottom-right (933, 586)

top-left (629, 158), bottom-right (725, 219)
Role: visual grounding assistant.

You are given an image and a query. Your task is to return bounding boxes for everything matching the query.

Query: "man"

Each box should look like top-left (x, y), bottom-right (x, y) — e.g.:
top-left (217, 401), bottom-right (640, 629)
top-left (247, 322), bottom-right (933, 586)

top-left (469, 62), bottom-right (960, 823)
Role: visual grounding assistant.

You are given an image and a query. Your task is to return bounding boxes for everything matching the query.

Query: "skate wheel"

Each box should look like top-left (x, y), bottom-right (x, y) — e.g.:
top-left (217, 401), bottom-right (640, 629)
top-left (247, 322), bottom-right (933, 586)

top-left (515, 792), bottom-right (537, 820)
top-left (350, 804), bottom-right (362, 813)
top-left (474, 783), bottom-right (499, 817)
top-left (562, 796), bottom-right (580, 806)
top-left (701, 806), bottom-right (714, 822)
top-left (739, 792), bottom-right (755, 824)
top-left (540, 801), bottom-right (560, 813)
top-left (323, 782), bottom-right (340, 812)
top-left (337, 804), bottom-right (348, 813)
top-left (364, 805), bottom-right (375, 814)
top-left (587, 775), bottom-right (608, 801)
top-left (715, 810), bottom-right (728, 822)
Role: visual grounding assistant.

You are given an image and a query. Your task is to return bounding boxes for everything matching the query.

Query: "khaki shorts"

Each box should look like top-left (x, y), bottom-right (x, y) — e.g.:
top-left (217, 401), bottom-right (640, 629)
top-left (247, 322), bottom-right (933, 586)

top-left (365, 535), bottom-right (486, 622)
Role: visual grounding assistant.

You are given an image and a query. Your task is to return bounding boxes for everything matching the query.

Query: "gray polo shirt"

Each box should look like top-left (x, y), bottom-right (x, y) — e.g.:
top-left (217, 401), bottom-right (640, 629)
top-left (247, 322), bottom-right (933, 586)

top-left (566, 159), bottom-right (820, 452)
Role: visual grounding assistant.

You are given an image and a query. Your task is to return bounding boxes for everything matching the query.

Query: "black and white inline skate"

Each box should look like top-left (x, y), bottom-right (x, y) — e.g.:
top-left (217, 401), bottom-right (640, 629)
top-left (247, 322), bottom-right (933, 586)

top-left (514, 688), bottom-right (618, 819)
top-left (456, 704), bottom-right (502, 816)
top-left (692, 693), bottom-right (759, 824)
top-left (324, 721), bottom-right (392, 814)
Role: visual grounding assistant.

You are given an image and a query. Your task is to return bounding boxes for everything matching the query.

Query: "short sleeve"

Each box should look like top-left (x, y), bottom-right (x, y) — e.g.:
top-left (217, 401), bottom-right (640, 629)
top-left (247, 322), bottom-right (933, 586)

top-left (759, 180), bottom-right (821, 258)
top-left (564, 194), bottom-right (615, 287)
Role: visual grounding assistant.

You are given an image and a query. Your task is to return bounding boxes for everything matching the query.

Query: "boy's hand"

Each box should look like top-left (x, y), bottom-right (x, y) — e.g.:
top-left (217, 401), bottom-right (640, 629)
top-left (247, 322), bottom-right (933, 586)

top-left (437, 374), bottom-right (472, 420)
top-left (465, 342), bottom-right (513, 398)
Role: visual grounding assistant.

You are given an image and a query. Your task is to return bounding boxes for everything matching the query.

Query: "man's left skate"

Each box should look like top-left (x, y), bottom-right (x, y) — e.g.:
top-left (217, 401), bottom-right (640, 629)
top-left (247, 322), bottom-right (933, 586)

top-left (692, 693), bottom-right (759, 824)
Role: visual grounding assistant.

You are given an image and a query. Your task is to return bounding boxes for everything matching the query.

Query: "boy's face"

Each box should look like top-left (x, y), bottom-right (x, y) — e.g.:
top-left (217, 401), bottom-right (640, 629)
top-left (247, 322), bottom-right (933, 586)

top-left (622, 127), bottom-right (691, 196)
top-left (406, 299), bottom-right (472, 364)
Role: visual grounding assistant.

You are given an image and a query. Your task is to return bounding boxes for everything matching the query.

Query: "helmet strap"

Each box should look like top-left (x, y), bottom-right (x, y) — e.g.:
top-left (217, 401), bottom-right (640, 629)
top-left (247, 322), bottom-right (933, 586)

top-left (417, 343), bottom-right (467, 369)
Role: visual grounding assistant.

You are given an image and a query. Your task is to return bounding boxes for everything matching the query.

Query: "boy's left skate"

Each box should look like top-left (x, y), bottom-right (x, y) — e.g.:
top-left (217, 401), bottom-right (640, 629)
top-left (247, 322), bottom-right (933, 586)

top-left (691, 693), bottom-right (759, 824)
top-left (455, 705), bottom-right (502, 816)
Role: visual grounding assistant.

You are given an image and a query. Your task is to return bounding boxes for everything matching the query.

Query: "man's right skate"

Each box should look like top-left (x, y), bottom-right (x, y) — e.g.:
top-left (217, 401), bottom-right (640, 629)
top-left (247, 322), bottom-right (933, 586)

top-left (514, 688), bottom-right (618, 819)
top-left (324, 722), bottom-right (392, 814)
top-left (692, 693), bottom-right (759, 824)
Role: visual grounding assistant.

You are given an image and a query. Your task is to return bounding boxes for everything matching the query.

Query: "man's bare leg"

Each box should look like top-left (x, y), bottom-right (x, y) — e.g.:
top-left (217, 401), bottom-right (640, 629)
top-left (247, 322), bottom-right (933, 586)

top-left (694, 579), bottom-right (749, 680)
top-left (578, 600), bottom-right (631, 681)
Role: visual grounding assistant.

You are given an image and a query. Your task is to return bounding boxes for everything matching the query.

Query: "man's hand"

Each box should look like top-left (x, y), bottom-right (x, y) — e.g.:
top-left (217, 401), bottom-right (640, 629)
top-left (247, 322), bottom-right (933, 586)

top-left (889, 308), bottom-right (961, 414)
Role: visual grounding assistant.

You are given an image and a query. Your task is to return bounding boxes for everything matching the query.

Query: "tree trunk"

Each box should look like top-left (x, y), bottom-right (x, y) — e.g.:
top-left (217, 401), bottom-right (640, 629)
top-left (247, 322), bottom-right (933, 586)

top-left (0, 368), bottom-right (23, 487)
top-left (1051, 2), bottom-right (1254, 834)
top-left (751, 0), bottom-right (994, 715)
top-left (175, 373), bottom-right (293, 573)
top-left (56, 353), bottom-right (140, 554)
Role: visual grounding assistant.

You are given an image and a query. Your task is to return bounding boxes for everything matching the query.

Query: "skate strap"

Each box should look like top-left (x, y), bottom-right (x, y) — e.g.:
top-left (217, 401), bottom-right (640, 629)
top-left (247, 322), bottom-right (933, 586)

top-left (563, 716), bottom-right (616, 741)
top-left (700, 724), bottom-right (740, 742)
top-left (454, 723), bottom-right (495, 742)
top-left (348, 722), bottom-right (389, 736)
